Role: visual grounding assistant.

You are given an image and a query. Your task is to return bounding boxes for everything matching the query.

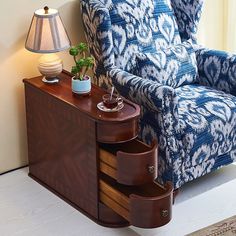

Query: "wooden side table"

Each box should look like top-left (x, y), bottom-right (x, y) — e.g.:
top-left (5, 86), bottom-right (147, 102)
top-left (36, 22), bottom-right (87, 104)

top-left (23, 70), bottom-right (173, 228)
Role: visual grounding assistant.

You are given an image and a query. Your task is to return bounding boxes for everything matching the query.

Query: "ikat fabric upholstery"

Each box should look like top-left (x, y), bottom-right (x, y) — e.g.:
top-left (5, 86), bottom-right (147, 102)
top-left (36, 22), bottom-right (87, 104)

top-left (80, 0), bottom-right (236, 189)
top-left (170, 0), bottom-right (204, 43)
top-left (196, 48), bottom-right (236, 96)
top-left (176, 85), bottom-right (236, 185)
top-left (134, 41), bottom-right (198, 88)
top-left (81, 0), bottom-right (181, 87)
top-left (107, 0), bottom-right (181, 72)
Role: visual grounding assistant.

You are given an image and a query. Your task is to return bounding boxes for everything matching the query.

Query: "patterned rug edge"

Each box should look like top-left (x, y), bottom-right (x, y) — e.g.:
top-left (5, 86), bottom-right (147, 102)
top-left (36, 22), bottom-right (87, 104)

top-left (186, 215), bottom-right (236, 236)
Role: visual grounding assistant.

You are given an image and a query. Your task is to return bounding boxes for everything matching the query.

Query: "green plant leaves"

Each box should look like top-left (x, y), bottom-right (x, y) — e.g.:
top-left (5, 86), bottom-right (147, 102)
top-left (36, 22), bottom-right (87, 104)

top-left (69, 47), bottom-right (79, 56)
top-left (71, 66), bottom-right (79, 75)
top-left (69, 42), bottom-right (94, 80)
top-left (76, 42), bottom-right (88, 53)
top-left (85, 57), bottom-right (95, 68)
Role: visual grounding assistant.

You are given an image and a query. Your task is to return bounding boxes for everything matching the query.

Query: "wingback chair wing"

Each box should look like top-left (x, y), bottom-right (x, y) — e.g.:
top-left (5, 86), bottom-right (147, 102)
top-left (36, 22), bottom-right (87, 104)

top-left (80, 0), bottom-right (236, 189)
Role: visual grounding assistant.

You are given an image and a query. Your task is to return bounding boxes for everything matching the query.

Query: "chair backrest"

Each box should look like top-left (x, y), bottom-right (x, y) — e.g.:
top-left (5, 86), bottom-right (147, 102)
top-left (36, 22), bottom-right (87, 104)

top-left (81, 0), bottom-right (180, 72)
top-left (171, 0), bottom-right (203, 43)
top-left (80, 0), bottom-right (203, 85)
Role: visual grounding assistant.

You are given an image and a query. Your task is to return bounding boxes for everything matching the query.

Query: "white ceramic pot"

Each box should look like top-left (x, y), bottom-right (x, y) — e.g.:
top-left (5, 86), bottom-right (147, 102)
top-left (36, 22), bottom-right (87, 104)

top-left (71, 76), bottom-right (91, 95)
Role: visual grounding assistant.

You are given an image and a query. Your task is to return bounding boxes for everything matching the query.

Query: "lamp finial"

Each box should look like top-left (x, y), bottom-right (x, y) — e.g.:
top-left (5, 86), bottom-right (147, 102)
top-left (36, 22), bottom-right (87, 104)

top-left (44, 6), bottom-right (49, 14)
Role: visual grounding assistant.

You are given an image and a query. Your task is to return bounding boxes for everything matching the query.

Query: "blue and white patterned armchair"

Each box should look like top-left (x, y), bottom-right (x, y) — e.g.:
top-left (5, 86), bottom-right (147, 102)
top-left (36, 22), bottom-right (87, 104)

top-left (80, 0), bottom-right (236, 189)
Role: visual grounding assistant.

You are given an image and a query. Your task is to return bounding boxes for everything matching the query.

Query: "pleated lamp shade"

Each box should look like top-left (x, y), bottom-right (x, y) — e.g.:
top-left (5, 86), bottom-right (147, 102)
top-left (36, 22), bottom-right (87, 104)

top-left (25, 6), bottom-right (70, 53)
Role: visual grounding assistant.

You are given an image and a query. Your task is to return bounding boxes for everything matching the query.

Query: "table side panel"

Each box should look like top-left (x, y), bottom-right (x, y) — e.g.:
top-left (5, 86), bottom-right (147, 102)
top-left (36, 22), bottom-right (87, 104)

top-left (25, 84), bottom-right (98, 218)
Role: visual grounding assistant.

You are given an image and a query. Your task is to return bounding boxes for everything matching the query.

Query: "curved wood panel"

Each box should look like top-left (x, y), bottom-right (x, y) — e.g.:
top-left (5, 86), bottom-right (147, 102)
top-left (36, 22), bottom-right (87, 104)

top-left (99, 140), bottom-right (158, 185)
top-left (97, 119), bottom-right (139, 143)
top-left (98, 203), bottom-right (129, 228)
top-left (117, 140), bottom-right (157, 185)
top-left (130, 182), bottom-right (173, 228)
top-left (99, 175), bottom-right (173, 228)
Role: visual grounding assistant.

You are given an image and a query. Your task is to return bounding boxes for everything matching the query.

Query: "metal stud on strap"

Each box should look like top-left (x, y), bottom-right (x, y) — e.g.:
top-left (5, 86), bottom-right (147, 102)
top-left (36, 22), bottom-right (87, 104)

top-left (147, 165), bottom-right (155, 174)
top-left (161, 210), bottom-right (169, 218)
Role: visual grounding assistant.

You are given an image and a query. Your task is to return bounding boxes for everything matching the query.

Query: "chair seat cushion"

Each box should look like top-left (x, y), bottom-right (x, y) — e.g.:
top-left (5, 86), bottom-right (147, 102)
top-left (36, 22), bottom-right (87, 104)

top-left (176, 85), bottom-right (236, 177)
top-left (133, 41), bottom-right (198, 88)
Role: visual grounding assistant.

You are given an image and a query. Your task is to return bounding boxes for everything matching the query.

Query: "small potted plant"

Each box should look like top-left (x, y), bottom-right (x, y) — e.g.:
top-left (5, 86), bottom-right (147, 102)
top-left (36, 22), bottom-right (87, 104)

top-left (69, 42), bottom-right (94, 95)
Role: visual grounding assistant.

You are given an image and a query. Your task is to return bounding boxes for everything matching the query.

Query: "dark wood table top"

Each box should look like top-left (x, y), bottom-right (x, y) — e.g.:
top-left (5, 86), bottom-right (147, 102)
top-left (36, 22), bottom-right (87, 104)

top-left (23, 70), bottom-right (140, 123)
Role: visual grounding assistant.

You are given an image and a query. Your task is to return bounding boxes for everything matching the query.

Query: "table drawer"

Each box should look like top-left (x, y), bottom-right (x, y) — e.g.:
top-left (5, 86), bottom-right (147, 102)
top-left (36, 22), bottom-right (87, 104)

top-left (99, 139), bottom-right (157, 185)
top-left (99, 175), bottom-right (173, 228)
top-left (97, 119), bottom-right (139, 143)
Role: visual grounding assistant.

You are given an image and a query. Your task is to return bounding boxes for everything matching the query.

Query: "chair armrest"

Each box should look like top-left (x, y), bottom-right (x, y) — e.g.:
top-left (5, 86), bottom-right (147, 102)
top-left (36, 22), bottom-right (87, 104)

top-left (109, 67), bottom-right (184, 182)
top-left (109, 67), bottom-right (178, 114)
top-left (196, 47), bottom-right (236, 95)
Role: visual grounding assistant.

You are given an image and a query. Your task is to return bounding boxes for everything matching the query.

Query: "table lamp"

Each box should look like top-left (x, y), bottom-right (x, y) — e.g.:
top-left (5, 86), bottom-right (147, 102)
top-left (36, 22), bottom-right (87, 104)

top-left (25, 6), bottom-right (71, 83)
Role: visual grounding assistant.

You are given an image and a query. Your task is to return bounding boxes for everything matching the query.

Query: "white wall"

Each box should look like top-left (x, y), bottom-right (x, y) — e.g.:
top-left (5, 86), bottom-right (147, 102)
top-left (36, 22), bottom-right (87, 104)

top-left (197, 0), bottom-right (236, 53)
top-left (197, 0), bottom-right (224, 50)
top-left (224, 0), bottom-right (236, 53)
top-left (0, 1), bottom-right (86, 173)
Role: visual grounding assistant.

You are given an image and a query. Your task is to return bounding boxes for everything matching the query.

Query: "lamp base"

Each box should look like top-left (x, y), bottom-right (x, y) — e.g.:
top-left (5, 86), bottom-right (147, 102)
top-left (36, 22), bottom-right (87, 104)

top-left (42, 77), bottom-right (59, 84)
top-left (38, 54), bottom-right (63, 84)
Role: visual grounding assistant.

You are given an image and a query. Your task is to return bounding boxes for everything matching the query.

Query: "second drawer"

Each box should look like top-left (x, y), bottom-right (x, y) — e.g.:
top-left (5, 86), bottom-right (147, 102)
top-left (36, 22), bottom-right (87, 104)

top-left (99, 139), bottom-right (157, 185)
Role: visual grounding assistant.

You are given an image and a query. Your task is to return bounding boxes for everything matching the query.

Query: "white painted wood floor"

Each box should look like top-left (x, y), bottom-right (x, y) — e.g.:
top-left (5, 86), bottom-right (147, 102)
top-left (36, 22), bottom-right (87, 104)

top-left (1, 165), bottom-right (236, 236)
